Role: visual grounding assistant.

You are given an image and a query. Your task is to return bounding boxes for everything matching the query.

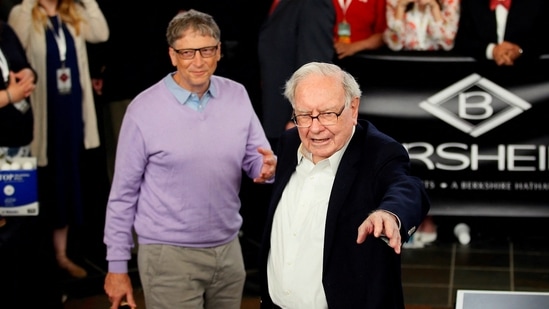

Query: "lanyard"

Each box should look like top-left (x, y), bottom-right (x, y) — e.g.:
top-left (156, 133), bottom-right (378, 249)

top-left (47, 15), bottom-right (67, 63)
top-left (0, 49), bottom-right (9, 84)
top-left (338, 0), bottom-right (353, 17)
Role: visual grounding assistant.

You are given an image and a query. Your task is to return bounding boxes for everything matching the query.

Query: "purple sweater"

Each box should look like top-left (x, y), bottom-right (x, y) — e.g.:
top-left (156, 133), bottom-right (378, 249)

top-left (104, 74), bottom-right (271, 272)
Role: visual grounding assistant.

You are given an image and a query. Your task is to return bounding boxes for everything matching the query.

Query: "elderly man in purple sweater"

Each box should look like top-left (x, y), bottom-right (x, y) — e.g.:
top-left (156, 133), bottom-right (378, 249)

top-left (103, 10), bottom-right (276, 309)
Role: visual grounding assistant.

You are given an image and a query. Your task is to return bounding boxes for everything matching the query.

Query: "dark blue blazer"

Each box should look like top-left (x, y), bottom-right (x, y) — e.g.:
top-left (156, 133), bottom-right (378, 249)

top-left (259, 120), bottom-right (430, 309)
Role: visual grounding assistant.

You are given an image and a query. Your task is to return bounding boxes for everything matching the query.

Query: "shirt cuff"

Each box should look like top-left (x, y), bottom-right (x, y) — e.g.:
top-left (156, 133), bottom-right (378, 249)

top-left (486, 43), bottom-right (496, 60)
top-left (108, 260), bottom-right (128, 273)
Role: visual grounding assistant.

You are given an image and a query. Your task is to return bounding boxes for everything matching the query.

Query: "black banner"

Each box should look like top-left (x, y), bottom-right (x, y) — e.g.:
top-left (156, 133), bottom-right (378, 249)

top-left (353, 51), bottom-right (549, 217)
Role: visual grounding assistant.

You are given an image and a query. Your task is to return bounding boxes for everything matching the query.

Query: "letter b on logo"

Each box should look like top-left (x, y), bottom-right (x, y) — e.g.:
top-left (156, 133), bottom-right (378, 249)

top-left (459, 91), bottom-right (493, 120)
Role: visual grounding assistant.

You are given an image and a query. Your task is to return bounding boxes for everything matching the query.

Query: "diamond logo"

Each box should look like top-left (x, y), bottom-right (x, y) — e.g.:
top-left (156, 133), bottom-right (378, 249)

top-left (60, 73), bottom-right (69, 82)
top-left (419, 73), bottom-right (531, 137)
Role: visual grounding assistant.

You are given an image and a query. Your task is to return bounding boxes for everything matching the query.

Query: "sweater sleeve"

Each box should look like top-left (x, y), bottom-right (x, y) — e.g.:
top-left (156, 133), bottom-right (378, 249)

top-left (7, 0), bottom-right (37, 50)
top-left (78, 0), bottom-right (110, 43)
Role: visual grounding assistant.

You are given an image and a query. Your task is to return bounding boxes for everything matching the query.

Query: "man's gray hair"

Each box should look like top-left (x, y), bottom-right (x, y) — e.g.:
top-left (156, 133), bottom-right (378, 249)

top-left (283, 62), bottom-right (362, 109)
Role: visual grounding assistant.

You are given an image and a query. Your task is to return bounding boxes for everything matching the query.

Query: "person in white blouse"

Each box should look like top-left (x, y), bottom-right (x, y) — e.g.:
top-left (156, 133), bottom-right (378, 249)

top-left (384, 0), bottom-right (460, 51)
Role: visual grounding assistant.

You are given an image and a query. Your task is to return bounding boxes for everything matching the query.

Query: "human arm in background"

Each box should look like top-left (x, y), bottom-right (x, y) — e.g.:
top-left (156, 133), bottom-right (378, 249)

top-left (384, 0), bottom-right (416, 50)
top-left (335, 33), bottom-right (385, 59)
top-left (6, 0), bottom-right (37, 49)
top-left (77, 0), bottom-right (109, 42)
top-left (0, 70), bottom-right (35, 108)
top-left (491, 41), bottom-right (522, 66)
top-left (0, 21), bottom-right (36, 107)
top-left (425, 0), bottom-right (460, 51)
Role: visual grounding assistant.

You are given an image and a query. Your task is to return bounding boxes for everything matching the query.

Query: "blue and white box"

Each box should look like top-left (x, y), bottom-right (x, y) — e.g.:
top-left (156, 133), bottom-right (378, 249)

top-left (0, 157), bottom-right (38, 216)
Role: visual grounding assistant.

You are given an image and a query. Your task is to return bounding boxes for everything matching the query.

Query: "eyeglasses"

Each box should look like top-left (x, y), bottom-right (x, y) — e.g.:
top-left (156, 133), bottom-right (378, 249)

top-left (291, 105), bottom-right (346, 128)
top-left (172, 44), bottom-right (219, 60)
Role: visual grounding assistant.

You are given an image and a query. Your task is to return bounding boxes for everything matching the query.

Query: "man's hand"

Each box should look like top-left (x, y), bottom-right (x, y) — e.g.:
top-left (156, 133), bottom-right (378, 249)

top-left (357, 210), bottom-right (402, 254)
top-left (104, 272), bottom-right (137, 309)
top-left (92, 78), bottom-right (104, 95)
top-left (13, 68), bottom-right (36, 84)
top-left (334, 41), bottom-right (358, 59)
top-left (253, 147), bottom-right (276, 183)
top-left (493, 41), bottom-right (522, 66)
top-left (7, 71), bottom-right (35, 103)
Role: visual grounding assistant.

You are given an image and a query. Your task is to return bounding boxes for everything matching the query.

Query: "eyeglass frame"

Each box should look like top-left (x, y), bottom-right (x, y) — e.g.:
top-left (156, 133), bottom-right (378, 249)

top-left (171, 43), bottom-right (220, 60)
top-left (291, 104), bottom-right (346, 128)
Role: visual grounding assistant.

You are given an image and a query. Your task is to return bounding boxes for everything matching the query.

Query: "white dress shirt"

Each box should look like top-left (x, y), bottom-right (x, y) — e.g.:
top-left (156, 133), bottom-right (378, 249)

top-left (267, 131), bottom-right (353, 309)
top-left (486, 5), bottom-right (509, 59)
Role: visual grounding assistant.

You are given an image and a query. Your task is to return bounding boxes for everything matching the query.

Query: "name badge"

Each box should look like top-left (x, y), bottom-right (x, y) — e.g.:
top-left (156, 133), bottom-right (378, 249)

top-left (337, 21), bottom-right (351, 37)
top-left (337, 21), bottom-right (351, 43)
top-left (56, 67), bottom-right (71, 95)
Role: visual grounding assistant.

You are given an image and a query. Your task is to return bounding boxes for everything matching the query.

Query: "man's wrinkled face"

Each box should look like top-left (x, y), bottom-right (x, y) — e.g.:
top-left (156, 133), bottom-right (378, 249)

top-left (293, 74), bottom-right (359, 163)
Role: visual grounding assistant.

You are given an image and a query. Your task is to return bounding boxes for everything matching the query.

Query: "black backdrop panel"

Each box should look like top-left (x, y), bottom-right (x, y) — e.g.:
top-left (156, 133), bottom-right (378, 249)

top-left (354, 51), bottom-right (549, 217)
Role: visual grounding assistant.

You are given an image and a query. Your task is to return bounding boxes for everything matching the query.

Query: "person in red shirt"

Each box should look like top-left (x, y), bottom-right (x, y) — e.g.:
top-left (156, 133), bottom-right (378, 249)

top-left (332, 0), bottom-right (387, 87)
top-left (333, 0), bottom-right (388, 59)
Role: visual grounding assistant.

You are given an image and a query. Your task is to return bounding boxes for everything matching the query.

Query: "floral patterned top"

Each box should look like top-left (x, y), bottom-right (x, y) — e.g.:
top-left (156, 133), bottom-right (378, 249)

top-left (384, 0), bottom-right (460, 51)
